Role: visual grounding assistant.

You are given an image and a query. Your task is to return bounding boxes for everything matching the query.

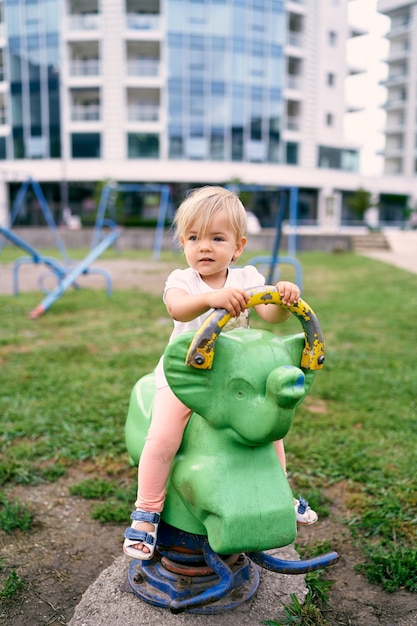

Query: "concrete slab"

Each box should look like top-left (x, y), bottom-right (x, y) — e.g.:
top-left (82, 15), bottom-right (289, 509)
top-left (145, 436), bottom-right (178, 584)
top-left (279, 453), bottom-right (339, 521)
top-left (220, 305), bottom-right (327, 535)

top-left (69, 546), bottom-right (307, 626)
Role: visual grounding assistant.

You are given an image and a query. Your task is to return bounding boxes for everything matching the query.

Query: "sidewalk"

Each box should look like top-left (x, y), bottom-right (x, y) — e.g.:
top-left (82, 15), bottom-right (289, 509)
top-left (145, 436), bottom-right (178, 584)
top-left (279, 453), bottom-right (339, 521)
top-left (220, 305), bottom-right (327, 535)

top-left (360, 230), bottom-right (417, 275)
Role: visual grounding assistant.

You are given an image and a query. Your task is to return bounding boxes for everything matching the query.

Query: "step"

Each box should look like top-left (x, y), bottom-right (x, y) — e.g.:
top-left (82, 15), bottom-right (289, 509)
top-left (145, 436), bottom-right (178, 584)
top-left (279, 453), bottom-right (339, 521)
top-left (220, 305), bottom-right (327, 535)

top-left (351, 232), bottom-right (390, 251)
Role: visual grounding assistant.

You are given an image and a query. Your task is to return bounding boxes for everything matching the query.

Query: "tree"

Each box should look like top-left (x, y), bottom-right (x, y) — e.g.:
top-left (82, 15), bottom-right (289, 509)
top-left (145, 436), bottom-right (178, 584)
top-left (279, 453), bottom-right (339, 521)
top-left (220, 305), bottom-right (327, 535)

top-left (347, 187), bottom-right (375, 220)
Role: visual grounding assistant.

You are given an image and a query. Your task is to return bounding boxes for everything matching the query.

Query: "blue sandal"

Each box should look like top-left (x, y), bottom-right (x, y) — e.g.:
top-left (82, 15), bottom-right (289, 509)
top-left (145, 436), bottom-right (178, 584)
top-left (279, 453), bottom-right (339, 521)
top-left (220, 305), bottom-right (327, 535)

top-left (123, 510), bottom-right (160, 560)
top-left (295, 497), bottom-right (318, 525)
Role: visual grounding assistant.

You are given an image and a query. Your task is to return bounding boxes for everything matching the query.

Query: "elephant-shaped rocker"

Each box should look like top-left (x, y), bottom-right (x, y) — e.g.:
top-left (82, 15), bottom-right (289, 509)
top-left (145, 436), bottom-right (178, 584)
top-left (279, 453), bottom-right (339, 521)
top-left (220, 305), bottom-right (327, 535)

top-left (125, 287), bottom-right (339, 614)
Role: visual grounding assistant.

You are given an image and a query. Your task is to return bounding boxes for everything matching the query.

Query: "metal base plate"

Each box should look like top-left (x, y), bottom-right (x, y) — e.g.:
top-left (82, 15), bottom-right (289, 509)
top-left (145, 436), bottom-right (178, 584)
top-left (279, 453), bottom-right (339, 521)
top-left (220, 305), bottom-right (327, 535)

top-left (127, 552), bottom-right (260, 614)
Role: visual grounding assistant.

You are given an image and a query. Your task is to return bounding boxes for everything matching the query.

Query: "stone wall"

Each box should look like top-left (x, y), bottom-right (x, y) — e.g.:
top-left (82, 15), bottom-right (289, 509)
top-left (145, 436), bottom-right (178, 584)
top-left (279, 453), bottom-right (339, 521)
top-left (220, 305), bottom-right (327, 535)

top-left (4, 227), bottom-right (353, 254)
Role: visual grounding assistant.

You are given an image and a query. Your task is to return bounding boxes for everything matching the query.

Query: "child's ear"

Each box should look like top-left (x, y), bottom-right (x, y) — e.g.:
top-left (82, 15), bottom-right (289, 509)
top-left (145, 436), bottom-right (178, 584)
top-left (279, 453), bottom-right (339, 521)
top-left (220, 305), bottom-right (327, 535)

top-left (234, 236), bottom-right (247, 260)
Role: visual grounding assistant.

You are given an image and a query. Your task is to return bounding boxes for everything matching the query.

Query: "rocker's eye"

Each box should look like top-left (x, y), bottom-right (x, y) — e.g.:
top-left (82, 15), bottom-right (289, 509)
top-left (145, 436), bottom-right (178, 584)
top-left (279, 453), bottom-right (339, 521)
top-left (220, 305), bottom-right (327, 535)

top-left (228, 379), bottom-right (254, 400)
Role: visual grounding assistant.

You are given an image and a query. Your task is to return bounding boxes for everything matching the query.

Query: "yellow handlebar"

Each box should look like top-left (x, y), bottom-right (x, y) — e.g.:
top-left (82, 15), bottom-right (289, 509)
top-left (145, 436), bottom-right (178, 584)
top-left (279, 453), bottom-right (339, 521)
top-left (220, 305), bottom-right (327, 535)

top-left (185, 285), bottom-right (325, 371)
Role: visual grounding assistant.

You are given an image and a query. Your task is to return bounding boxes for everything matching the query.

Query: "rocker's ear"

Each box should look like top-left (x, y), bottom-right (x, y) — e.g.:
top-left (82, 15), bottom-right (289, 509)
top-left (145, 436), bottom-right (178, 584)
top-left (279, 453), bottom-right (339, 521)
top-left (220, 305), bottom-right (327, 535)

top-left (281, 333), bottom-right (316, 395)
top-left (164, 332), bottom-right (214, 416)
top-left (281, 332), bottom-right (305, 365)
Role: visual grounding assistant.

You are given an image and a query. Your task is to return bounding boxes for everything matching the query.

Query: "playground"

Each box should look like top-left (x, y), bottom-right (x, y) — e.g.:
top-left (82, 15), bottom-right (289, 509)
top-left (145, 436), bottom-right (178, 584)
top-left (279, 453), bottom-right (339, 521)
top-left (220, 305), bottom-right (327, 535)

top-left (0, 256), bottom-right (177, 296)
top-left (1, 248), bottom-right (417, 626)
top-left (0, 178), bottom-right (177, 318)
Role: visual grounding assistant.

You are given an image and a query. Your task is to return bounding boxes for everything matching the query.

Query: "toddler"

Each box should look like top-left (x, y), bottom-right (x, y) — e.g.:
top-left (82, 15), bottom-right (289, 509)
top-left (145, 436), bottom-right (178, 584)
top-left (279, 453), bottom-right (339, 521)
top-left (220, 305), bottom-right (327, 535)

top-left (124, 186), bottom-right (317, 560)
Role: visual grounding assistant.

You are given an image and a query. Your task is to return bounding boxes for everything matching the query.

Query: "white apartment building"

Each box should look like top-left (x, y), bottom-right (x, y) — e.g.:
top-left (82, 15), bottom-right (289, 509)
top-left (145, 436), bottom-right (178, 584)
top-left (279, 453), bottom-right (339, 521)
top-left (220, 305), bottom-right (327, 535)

top-left (0, 0), bottom-right (415, 230)
top-left (378, 0), bottom-right (417, 180)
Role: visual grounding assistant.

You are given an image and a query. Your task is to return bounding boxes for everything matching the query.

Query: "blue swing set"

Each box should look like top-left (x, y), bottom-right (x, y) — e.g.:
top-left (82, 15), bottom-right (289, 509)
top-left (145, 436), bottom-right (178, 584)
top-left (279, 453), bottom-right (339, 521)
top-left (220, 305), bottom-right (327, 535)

top-left (227, 184), bottom-right (303, 288)
top-left (0, 177), bottom-right (120, 317)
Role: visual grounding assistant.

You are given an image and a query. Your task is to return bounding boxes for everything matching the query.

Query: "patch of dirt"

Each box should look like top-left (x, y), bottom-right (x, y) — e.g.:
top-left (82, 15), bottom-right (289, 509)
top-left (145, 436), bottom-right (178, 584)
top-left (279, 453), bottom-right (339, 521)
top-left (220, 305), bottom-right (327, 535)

top-left (0, 258), bottom-right (179, 297)
top-left (1, 472), bottom-right (416, 626)
top-left (0, 468), bottom-right (126, 626)
top-left (295, 482), bottom-right (417, 626)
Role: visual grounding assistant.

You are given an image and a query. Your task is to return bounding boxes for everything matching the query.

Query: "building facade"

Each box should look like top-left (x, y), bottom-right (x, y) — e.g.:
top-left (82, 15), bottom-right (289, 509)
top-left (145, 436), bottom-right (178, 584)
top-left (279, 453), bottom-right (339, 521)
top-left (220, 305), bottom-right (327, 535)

top-left (0, 0), bottom-right (415, 229)
top-left (378, 0), bottom-right (417, 180)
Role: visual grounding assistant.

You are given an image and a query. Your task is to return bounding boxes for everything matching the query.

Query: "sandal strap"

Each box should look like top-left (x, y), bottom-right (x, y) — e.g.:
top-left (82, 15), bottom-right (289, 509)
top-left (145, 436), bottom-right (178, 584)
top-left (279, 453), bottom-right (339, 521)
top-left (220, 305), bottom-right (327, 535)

top-left (124, 528), bottom-right (156, 545)
top-left (297, 496), bottom-right (310, 515)
top-left (130, 510), bottom-right (160, 524)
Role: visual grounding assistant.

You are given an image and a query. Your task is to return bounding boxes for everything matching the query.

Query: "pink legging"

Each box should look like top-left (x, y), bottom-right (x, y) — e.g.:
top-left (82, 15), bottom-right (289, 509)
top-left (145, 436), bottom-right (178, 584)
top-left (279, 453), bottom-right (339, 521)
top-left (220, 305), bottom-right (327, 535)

top-left (136, 386), bottom-right (192, 512)
top-left (135, 385), bottom-right (286, 512)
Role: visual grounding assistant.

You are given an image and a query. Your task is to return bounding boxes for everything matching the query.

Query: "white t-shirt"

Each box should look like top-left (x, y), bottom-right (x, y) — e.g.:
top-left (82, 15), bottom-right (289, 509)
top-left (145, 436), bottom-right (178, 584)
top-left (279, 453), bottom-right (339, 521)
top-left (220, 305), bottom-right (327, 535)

top-left (154, 265), bottom-right (265, 388)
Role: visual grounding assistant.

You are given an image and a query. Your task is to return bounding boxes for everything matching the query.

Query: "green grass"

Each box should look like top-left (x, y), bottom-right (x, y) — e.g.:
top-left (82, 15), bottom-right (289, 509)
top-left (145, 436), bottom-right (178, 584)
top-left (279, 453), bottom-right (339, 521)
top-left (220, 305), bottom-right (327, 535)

top-left (1, 250), bottom-right (417, 594)
top-left (0, 494), bottom-right (32, 532)
top-left (70, 478), bottom-right (137, 523)
top-left (0, 565), bottom-right (25, 600)
top-left (262, 570), bottom-right (333, 625)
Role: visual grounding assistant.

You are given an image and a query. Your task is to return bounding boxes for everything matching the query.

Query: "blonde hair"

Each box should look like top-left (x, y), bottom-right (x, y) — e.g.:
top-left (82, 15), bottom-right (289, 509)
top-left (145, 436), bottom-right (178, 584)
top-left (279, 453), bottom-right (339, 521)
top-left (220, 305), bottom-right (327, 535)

top-left (173, 186), bottom-right (247, 243)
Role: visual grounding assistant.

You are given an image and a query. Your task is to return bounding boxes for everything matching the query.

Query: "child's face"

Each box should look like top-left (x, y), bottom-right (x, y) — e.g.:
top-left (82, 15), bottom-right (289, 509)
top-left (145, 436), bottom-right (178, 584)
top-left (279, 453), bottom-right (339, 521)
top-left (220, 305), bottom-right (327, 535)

top-left (180, 213), bottom-right (246, 279)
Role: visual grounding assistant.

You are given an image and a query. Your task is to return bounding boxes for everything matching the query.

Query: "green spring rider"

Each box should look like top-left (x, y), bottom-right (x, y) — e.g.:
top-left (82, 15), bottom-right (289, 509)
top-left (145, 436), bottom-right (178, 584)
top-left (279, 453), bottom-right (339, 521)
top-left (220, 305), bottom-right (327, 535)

top-left (125, 286), bottom-right (338, 613)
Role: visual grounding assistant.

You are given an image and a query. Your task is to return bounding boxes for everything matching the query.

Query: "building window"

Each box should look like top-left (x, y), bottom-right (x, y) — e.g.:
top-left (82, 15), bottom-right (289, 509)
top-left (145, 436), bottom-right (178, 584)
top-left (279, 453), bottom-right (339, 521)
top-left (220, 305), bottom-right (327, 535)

top-left (326, 113), bottom-right (334, 126)
top-left (318, 146), bottom-right (359, 172)
top-left (0, 136), bottom-right (6, 159)
top-left (168, 125), bottom-right (183, 159)
top-left (71, 133), bottom-right (101, 158)
top-left (327, 72), bottom-right (335, 86)
top-left (268, 117), bottom-right (280, 163)
top-left (165, 0), bottom-right (286, 166)
top-left (6, 1), bottom-right (62, 160)
top-left (328, 31), bottom-right (337, 46)
top-left (232, 127), bottom-right (243, 161)
top-left (286, 141), bottom-right (298, 165)
top-left (210, 131), bottom-right (224, 161)
top-left (128, 133), bottom-right (159, 159)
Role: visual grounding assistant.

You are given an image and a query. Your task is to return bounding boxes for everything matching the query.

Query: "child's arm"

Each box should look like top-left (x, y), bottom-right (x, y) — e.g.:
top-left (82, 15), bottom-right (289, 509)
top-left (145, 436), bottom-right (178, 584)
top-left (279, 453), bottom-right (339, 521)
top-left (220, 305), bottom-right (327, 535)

top-left (255, 281), bottom-right (301, 324)
top-left (165, 287), bottom-right (250, 322)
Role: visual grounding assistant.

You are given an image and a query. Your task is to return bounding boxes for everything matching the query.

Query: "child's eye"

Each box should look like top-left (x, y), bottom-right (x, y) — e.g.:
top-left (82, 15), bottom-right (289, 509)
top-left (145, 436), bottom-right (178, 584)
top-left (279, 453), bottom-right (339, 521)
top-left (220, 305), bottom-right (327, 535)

top-left (188, 235), bottom-right (197, 241)
top-left (213, 236), bottom-right (224, 242)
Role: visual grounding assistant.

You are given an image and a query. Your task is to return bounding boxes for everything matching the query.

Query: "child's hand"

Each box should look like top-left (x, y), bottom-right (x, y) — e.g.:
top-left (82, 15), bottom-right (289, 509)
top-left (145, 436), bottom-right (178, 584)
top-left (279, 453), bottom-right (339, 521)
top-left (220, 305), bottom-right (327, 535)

top-left (207, 288), bottom-right (250, 317)
top-left (276, 281), bottom-right (300, 306)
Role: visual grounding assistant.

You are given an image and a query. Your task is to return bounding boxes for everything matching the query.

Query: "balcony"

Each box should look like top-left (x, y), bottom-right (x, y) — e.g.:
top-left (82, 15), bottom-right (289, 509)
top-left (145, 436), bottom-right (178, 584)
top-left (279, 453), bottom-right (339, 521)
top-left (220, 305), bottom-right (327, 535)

top-left (70, 59), bottom-right (100, 77)
top-left (286, 75), bottom-right (303, 90)
top-left (385, 157), bottom-right (404, 175)
top-left (286, 116), bottom-right (301, 131)
top-left (127, 103), bottom-right (159, 122)
top-left (67, 14), bottom-right (100, 31)
top-left (383, 70), bottom-right (408, 86)
top-left (348, 64), bottom-right (366, 75)
top-left (71, 104), bottom-right (100, 122)
top-left (127, 58), bottom-right (159, 77)
top-left (384, 97), bottom-right (407, 110)
top-left (384, 148), bottom-right (404, 159)
top-left (126, 14), bottom-right (160, 31)
top-left (287, 32), bottom-right (304, 48)
top-left (384, 138), bottom-right (404, 157)
top-left (349, 25), bottom-right (367, 38)
top-left (385, 119), bottom-right (405, 133)
top-left (386, 18), bottom-right (412, 38)
top-left (0, 47), bottom-right (5, 81)
top-left (286, 0), bottom-right (306, 14)
top-left (387, 48), bottom-right (410, 63)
